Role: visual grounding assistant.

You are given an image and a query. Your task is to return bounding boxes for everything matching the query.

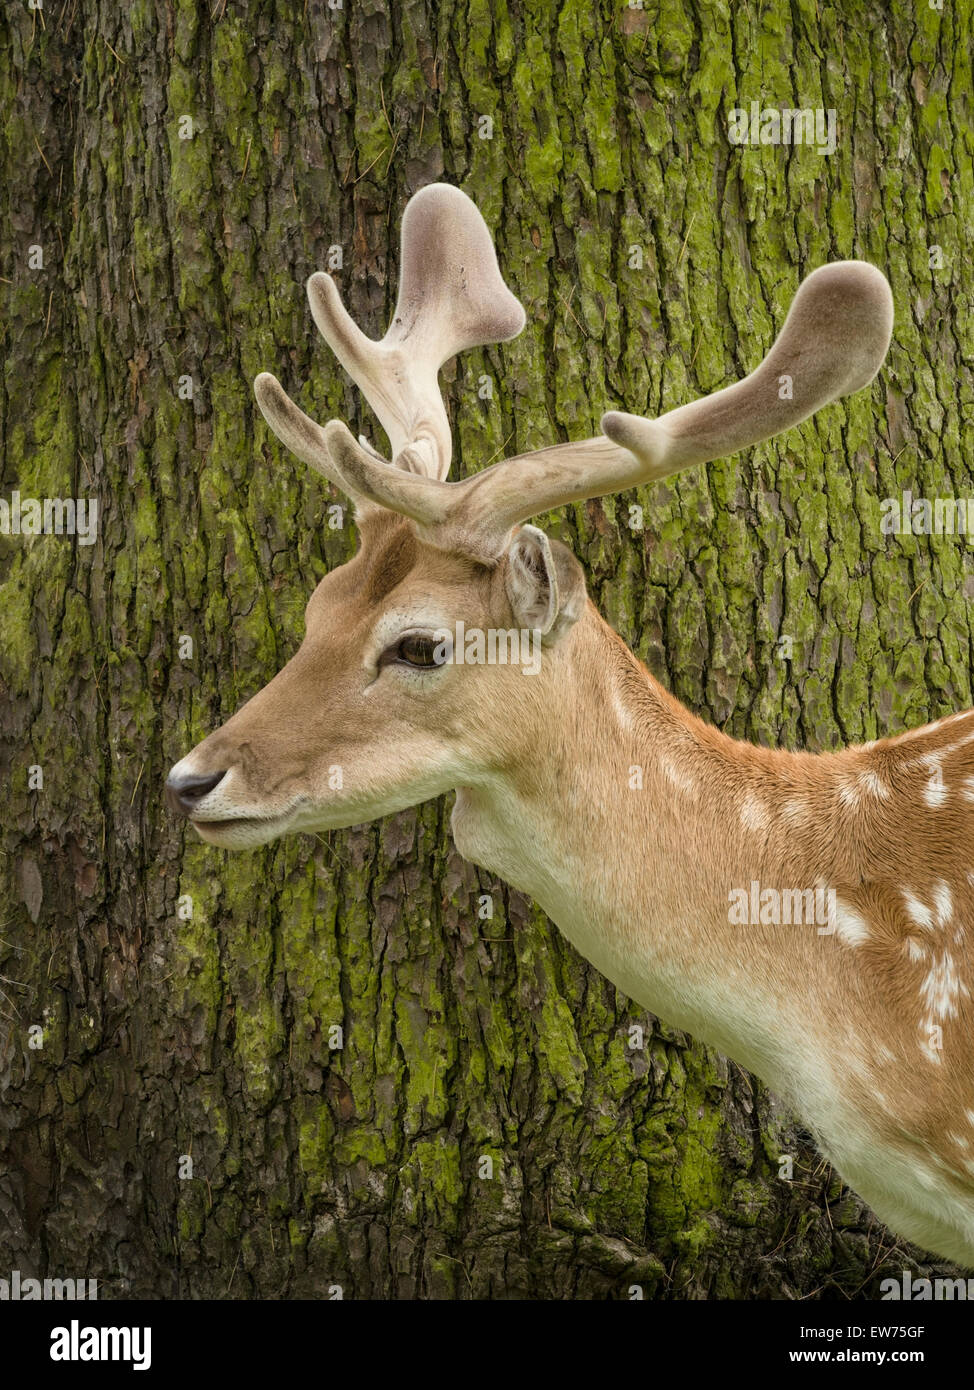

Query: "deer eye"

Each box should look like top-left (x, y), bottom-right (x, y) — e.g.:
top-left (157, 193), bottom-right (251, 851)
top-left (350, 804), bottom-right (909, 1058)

top-left (391, 632), bottom-right (447, 669)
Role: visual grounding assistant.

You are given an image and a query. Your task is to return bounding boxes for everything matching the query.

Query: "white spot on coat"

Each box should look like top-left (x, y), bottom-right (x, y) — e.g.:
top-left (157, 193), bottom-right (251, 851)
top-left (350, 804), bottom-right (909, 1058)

top-left (903, 891), bottom-right (935, 931)
top-left (838, 779), bottom-right (860, 808)
top-left (834, 899), bottom-right (870, 947)
top-left (933, 880), bottom-right (953, 927)
top-left (739, 792), bottom-right (769, 833)
top-left (858, 769), bottom-right (891, 800)
top-left (923, 764), bottom-right (948, 807)
top-left (920, 952), bottom-right (968, 1021)
top-left (658, 755), bottom-right (695, 795)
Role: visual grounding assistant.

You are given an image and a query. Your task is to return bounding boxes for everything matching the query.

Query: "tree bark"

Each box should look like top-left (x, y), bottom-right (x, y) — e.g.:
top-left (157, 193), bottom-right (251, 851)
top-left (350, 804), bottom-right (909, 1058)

top-left (1, 0), bottom-right (971, 1298)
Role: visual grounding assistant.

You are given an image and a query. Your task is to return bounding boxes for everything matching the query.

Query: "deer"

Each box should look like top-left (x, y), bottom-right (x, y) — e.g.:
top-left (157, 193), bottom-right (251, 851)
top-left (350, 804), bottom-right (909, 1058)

top-left (166, 183), bottom-right (974, 1270)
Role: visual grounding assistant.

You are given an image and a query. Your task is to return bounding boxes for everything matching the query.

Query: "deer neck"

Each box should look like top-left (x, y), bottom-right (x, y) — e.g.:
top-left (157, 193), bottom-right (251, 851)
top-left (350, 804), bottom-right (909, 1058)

top-left (451, 604), bottom-right (857, 1106)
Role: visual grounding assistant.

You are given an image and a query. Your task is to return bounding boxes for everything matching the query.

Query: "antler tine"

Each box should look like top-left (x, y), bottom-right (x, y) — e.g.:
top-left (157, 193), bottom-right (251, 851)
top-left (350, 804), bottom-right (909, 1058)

top-left (253, 370), bottom-right (402, 509)
top-left (304, 183), bottom-right (525, 480)
top-left (322, 260), bottom-right (893, 556)
top-left (599, 261), bottom-right (894, 484)
top-left (253, 371), bottom-right (356, 492)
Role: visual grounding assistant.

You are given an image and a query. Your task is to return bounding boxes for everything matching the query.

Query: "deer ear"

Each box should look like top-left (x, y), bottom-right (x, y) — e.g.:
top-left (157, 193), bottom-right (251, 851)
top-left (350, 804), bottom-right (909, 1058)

top-left (504, 525), bottom-right (587, 644)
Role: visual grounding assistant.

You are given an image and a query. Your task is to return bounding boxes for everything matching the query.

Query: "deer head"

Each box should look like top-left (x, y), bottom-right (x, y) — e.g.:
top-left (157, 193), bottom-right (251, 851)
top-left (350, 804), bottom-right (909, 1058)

top-left (166, 183), bottom-right (893, 849)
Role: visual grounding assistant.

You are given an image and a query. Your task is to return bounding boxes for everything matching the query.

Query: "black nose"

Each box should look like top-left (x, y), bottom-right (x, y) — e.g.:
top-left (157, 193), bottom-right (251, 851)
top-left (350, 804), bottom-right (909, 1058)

top-left (166, 769), bottom-right (228, 818)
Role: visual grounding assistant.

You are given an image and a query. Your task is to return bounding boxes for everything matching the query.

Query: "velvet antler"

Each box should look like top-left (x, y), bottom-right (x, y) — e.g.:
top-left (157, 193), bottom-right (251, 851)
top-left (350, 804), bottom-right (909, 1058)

top-left (255, 183), bottom-right (525, 487)
top-left (256, 186), bottom-right (893, 559)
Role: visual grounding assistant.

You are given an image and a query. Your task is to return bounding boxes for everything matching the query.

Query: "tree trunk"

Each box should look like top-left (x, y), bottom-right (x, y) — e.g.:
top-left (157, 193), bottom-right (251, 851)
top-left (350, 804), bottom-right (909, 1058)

top-left (1, 0), bottom-right (970, 1299)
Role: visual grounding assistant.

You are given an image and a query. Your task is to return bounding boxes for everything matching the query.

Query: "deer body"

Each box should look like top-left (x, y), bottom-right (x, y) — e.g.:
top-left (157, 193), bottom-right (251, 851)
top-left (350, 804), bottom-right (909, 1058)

top-left (166, 183), bottom-right (974, 1267)
top-left (452, 603), bottom-right (974, 1267)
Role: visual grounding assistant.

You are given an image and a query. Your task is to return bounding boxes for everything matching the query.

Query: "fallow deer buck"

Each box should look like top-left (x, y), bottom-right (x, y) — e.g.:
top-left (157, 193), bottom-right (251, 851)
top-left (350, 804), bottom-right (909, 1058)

top-left (167, 183), bottom-right (974, 1269)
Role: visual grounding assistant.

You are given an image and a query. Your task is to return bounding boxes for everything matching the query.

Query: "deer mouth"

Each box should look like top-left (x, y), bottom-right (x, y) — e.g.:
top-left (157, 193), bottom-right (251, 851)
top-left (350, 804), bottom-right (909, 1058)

top-left (189, 810), bottom-right (294, 845)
